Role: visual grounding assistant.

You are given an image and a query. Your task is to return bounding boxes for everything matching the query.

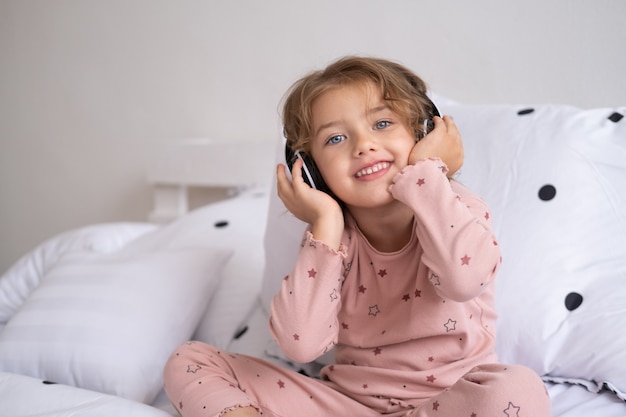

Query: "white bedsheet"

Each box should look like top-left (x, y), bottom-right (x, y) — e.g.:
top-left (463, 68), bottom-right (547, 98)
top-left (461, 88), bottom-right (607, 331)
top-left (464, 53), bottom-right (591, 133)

top-left (0, 372), bottom-right (172, 417)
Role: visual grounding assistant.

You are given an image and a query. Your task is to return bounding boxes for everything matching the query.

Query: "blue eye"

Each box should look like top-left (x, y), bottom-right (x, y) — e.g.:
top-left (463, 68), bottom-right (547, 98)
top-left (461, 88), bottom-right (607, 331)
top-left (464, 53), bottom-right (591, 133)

top-left (375, 120), bottom-right (391, 129)
top-left (327, 135), bottom-right (346, 145)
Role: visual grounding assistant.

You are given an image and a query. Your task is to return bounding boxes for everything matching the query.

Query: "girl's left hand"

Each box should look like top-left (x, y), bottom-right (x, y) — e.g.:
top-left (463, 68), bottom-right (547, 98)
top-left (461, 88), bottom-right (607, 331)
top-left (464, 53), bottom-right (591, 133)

top-left (408, 115), bottom-right (464, 176)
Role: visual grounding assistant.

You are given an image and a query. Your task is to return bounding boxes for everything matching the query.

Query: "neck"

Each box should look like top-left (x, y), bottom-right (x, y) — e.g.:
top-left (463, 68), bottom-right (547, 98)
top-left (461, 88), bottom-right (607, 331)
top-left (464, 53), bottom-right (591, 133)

top-left (347, 201), bottom-right (414, 253)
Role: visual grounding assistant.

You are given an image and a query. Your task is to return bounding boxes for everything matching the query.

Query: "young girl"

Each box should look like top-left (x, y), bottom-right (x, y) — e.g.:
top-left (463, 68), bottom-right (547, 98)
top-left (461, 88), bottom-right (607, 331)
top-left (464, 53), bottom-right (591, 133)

top-left (163, 56), bottom-right (551, 417)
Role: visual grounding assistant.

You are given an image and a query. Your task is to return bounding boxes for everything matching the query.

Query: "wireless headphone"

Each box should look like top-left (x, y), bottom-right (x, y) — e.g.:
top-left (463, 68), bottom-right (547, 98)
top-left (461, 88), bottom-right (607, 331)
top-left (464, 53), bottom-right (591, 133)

top-left (285, 96), bottom-right (441, 198)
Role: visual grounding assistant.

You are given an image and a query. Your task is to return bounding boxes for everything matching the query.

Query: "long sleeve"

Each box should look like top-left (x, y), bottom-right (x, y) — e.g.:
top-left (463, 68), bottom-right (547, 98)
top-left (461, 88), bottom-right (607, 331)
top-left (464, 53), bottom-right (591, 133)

top-left (389, 158), bottom-right (501, 302)
top-left (269, 232), bottom-right (347, 363)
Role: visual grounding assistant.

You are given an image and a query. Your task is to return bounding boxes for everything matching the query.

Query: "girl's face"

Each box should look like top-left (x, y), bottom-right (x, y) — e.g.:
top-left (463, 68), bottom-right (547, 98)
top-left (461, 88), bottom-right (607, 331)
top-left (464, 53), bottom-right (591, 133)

top-left (309, 82), bottom-right (416, 210)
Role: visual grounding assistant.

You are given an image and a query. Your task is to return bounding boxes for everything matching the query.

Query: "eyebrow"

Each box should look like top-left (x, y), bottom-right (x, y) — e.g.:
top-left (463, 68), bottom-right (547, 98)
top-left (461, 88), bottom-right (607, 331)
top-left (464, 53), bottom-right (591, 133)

top-left (314, 104), bottom-right (391, 138)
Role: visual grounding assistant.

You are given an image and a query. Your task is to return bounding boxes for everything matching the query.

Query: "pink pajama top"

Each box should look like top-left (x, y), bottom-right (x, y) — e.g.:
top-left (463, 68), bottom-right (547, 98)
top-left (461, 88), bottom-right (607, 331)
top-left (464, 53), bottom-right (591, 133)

top-left (270, 158), bottom-right (501, 407)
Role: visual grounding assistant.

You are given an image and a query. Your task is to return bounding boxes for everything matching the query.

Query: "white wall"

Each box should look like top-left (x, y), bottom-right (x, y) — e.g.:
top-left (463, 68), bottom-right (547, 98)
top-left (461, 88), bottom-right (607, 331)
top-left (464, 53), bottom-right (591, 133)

top-left (1, 0), bottom-right (625, 273)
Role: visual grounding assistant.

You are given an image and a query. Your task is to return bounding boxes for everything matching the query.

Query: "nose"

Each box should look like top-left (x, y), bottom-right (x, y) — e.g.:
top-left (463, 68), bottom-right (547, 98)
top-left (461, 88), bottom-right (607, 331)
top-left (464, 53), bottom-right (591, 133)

top-left (352, 130), bottom-right (378, 156)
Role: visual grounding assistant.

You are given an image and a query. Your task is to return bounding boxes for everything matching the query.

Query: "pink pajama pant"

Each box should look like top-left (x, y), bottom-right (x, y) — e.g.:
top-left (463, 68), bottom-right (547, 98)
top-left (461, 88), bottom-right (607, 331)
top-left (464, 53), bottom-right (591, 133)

top-left (163, 341), bottom-right (550, 417)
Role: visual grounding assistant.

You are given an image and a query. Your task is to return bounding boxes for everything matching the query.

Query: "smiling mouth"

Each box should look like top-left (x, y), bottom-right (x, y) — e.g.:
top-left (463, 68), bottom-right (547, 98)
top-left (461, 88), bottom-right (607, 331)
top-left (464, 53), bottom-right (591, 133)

top-left (355, 162), bottom-right (391, 178)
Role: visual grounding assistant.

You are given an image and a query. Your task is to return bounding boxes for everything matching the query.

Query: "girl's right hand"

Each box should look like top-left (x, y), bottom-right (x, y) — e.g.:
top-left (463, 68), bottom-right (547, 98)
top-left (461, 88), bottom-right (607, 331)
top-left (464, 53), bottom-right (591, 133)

top-left (276, 158), bottom-right (344, 250)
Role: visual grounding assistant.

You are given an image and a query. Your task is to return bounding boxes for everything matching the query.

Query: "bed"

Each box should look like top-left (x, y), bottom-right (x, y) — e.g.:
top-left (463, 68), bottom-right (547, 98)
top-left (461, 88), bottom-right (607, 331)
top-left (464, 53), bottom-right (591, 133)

top-left (1, 98), bottom-right (624, 416)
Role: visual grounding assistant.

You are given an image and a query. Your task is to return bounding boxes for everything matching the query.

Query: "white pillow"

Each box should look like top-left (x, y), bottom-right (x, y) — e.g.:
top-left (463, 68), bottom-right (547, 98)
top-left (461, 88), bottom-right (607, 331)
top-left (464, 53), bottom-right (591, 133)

top-left (122, 188), bottom-right (270, 349)
top-left (0, 223), bottom-right (157, 326)
top-left (260, 100), bottom-right (626, 399)
top-left (446, 103), bottom-right (626, 399)
top-left (0, 246), bottom-right (232, 404)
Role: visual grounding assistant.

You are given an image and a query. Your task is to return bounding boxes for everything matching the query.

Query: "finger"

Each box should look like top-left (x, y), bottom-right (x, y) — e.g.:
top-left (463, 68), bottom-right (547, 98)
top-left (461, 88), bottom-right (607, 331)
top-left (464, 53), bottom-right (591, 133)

top-left (440, 114), bottom-right (455, 129)
top-left (276, 163), bottom-right (290, 184)
top-left (290, 157), bottom-right (305, 184)
top-left (276, 164), bottom-right (294, 198)
top-left (431, 115), bottom-right (445, 131)
top-left (442, 115), bottom-right (462, 142)
top-left (289, 158), bottom-right (314, 196)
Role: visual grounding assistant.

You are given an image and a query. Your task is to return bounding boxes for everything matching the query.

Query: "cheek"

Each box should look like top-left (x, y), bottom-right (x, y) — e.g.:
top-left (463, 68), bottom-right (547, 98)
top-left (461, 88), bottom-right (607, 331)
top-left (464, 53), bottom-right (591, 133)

top-left (394, 140), bottom-right (416, 164)
top-left (315, 156), bottom-right (341, 182)
top-left (312, 147), bottom-right (338, 173)
top-left (314, 155), bottom-right (351, 194)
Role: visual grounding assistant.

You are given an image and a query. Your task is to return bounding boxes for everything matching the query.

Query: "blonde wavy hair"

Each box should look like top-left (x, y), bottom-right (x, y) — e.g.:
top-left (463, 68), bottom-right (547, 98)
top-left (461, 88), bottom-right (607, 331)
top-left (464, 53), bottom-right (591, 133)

top-left (282, 56), bottom-right (433, 153)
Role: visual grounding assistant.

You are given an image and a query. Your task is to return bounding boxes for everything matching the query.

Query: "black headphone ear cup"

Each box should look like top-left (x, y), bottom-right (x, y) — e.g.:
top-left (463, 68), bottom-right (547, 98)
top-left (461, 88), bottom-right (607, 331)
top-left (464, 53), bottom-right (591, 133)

top-left (298, 153), bottom-right (317, 188)
top-left (285, 144), bottom-right (299, 175)
top-left (426, 96), bottom-right (441, 118)
top-left (418, 97), bottom-right (442, 140)
top-left (284, 144), bottom-right (335, 198)
top-left (300, 153), bottom-right (332, 195)
top-left (285, 145), bottom-right (314, 188)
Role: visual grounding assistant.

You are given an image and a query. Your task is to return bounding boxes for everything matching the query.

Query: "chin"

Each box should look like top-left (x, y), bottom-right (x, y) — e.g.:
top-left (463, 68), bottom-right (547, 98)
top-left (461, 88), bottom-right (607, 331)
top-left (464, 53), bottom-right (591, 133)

top-left (346, 192), bottom-right (396, 210)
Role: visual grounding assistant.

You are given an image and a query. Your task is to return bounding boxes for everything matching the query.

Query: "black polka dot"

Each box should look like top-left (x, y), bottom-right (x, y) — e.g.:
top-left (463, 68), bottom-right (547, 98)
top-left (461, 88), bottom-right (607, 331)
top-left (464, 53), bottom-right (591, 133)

top-left (233, 325), bottom-right (248, 339)
top-left (517, 108), bottom-right (535, 116)
top-left (538, 185), bottom-right (556, 201)
top-left (608, 112), bottom-right (624, 123)
top-left (565, 292), bottom-right (583, 311)
top-left (214, 220), bottom-right (229, 228)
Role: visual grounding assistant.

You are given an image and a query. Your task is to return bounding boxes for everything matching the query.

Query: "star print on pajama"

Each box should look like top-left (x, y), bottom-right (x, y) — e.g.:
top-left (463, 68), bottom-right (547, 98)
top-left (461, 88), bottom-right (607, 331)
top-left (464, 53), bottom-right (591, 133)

top-left (162, 158), bottom-right (550, 417)
top-left (504, 402), bottom-right (521, 417)
top-left (444, 319), bottom-right (457, 332)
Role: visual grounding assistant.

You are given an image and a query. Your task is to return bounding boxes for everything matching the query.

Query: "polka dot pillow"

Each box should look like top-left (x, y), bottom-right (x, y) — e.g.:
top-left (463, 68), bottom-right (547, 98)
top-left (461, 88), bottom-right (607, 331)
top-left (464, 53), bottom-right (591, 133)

top-left (444, 103), bottom-right (626, 399)
top-left (261, 101), bottom-right (626, 399)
